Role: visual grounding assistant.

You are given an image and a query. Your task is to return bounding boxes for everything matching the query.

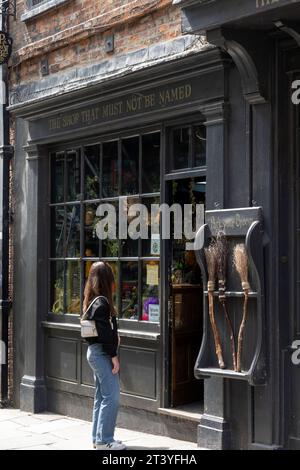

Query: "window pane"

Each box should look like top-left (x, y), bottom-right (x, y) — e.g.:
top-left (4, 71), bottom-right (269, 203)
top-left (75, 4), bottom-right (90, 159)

top-left (172, 127), bottom-right (190, 170)
top-left (121, 262), bottom-right (138, 320)
top-left (121, 197), bottom-right (139, 257)
top-left (142, 133), bottom-right (160, 193)
top-left (66, 149), bottom-right (81, 201)
top-left (103, 141), bottom-right (118, 198)
top-left (194, 125), bottom-right (206, 167)
top-left (109, 262), bottom-right (119, 316)
top-left (51, 206), bottom-right (65, 258)
top-left (102, 201), bottom-right (119, 257)
top-left (51, 152), bottom-right (64, 203)
top-left (121, 137), bottom-right (139, 195)
top-left (84, 145), bottom-right (100, 200)
top-left (65, 261), bottom-right (81, 314)
top-left (50, 261), bottom-right (64, 314)
top-left (66, 205), bottom-right (81, 257)
top-left (84, 203), bottom-right (100, 258)
top-left (142, 261), bottom-right (160, 323)
top-left (142, 196), bottom-right (160, 257)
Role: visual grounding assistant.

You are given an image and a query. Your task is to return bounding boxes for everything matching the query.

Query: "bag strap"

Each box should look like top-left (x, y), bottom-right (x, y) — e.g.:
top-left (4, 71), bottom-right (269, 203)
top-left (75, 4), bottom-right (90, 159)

top-left (83, 295), bottom-right (110, 320)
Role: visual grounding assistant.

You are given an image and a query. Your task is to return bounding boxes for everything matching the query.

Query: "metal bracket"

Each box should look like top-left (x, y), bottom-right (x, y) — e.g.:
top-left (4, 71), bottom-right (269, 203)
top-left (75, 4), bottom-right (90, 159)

top-left (274, 21), bottom-right (300, 48)
top-left (0, 1), bottom-right (16, 19)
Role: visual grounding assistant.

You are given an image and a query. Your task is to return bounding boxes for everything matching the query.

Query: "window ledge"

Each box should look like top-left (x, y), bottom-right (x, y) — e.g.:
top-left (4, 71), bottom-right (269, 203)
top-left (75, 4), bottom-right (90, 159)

top-left (21, 0), bottom-right (71, 22)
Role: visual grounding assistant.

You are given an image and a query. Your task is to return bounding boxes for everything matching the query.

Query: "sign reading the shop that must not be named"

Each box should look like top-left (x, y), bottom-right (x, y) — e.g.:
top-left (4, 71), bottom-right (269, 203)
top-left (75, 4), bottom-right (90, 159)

top-left (0, 31), bottom-right (12, 65)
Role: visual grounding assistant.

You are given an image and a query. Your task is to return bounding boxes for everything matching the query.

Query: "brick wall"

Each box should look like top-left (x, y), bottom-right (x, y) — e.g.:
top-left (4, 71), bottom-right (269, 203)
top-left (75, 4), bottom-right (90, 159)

top-left (9, 0), bottom-right (182, 87)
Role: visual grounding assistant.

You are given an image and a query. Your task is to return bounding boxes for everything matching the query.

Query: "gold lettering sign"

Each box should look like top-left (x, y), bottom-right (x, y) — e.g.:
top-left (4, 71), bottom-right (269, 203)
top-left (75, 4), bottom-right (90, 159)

top-left (48, 82), bottom-right (193, 132)
top-left (0, 31), bottom-right (12, 65)
top-left (256, 0), bottom-right (283, 8)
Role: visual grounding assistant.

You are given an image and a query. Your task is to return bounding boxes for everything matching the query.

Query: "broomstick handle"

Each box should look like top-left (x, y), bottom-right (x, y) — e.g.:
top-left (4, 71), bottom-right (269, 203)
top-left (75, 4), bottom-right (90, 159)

top-left (208, 290), bottom-right (225, 369)
top-left (237, 290), bottom-right (249, 372)
top-left (221, 300), bottom-right (237, 372)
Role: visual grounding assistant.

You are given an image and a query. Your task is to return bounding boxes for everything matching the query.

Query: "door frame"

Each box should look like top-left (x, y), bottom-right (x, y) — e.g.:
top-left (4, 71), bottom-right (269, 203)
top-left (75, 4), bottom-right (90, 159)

top-left (160, 116), bottom-right (207, 407)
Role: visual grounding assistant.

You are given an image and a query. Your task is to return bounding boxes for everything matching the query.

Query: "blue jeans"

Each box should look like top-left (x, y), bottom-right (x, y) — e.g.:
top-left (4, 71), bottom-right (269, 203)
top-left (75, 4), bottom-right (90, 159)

top-left (87, 343), bottom-right (120, 445)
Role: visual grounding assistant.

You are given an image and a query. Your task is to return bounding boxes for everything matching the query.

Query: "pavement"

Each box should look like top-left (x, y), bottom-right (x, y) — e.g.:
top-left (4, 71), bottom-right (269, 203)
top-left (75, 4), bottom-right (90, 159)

top-left (0, 408), bottom-right (203, 450)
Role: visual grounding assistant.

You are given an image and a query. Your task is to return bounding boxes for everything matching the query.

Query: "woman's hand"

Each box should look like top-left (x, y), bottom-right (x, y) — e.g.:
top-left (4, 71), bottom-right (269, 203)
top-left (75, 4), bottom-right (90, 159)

top-left (111, 356), bottom-right (120, 375)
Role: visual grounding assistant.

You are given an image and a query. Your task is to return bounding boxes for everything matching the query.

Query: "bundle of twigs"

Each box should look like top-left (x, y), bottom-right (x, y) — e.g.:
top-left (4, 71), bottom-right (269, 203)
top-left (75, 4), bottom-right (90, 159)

top-left (233, 244), bottom-right (250, 372)
top-left (204, 242), bottom-right (225, 369)
top-left (215, 232), bottom-right (237, 372)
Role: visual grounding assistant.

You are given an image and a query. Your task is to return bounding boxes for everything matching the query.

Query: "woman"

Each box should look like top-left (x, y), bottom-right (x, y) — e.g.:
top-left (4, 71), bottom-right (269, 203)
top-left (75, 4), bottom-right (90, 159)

top-left (83, 261), bottom-right (126, 450)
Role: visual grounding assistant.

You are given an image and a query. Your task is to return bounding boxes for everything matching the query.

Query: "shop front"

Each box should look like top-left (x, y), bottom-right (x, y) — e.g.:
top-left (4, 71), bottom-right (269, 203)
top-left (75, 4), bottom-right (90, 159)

top-left (10, 0), bottom-right (300, 449)
top-left (11, 45), bottom-right (231, 442)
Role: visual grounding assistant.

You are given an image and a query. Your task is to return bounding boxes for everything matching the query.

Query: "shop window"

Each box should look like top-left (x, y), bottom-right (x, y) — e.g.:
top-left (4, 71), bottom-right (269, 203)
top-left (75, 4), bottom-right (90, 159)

top-left (103, 141), bottom-right (119, 198)
top-left (66, 150), bottom-right (81, 202)
top-left (84, 145), bottom-right (100, 200)
top-left (142, 260), bottom-right (160, 323)
top-left (170, 124), bottom-right (206, 172)
top-left (49, 131), bottom-right (161, 322)
top-left (142, 133), bottom-right (160, 193)
top-left (121, 262), bottom-right (139, 320)
top-left (121, 136), bottom-right (139, 195)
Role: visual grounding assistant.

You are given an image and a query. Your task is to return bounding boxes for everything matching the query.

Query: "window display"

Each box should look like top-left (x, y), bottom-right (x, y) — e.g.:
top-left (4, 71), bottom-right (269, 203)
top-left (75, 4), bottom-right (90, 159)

top-left (49, 131), bottom-right (161, 321)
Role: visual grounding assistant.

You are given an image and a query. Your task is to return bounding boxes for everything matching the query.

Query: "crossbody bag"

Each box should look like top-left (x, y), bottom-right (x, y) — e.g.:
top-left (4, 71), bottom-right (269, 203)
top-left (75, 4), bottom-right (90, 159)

top-left (80, 296), bottom-right (112, 338)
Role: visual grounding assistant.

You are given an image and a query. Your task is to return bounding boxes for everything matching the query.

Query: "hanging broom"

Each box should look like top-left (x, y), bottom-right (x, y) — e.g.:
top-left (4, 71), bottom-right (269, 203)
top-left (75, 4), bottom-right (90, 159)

top-left (204, 242), bottom-right (225, 369)
top-left (215, 232), bottom-right (237, 372)
top-left (233, 244), bottom-right (250, 373)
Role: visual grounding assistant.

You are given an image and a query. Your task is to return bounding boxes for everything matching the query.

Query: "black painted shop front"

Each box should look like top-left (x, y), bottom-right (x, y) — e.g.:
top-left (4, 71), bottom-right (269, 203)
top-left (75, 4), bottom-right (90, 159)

top-left (10, 0), bottom-right (300, 449)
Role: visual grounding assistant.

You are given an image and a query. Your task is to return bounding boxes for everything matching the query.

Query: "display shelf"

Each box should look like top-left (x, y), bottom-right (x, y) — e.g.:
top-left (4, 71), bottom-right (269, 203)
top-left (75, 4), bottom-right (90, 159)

top-left (194, 207), bottom-right (266, 386)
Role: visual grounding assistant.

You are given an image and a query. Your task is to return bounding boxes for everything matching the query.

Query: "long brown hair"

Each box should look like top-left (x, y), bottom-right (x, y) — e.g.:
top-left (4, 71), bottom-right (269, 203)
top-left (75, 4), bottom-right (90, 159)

top-left (83, 261), bottom-right (116, 316)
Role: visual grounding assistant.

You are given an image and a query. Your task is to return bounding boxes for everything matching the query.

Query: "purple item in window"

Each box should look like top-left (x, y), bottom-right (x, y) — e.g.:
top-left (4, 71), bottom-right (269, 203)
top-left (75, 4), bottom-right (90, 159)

top-left (143, 297), bottom-right (159, 314)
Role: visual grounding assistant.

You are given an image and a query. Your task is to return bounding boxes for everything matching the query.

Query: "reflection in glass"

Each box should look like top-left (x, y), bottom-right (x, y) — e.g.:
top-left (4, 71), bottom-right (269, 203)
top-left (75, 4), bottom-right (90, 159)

top-left (194, 126), bottom-right (206, 167)
top-left (51, 261), bottom-right (64, 314)
top-left (66, 149), bottom-right (81, 201)
top-left (121, 137), bottom-right (139, 195)
top-left (109, 262), bottom-right (119, 316)
top-left (142, 261), bottom-right (159, 323)
top-left (51, 152), bottom-right (64, 203)
top-left (142, 197), bottom-right (160, 256)
top-left (103, 141), bottom-right (118, 198)
top-left (84, 203), bottom-right (100, 258)
top-left (66, 260), bottom-right (81, 314)
top-left (84, 145), bottom-right (100, 200)
top-left (121, 197), bottom-right (139, 257)
top-left (51, 206), bottom-right (65, 258)
top-left (173, 127), bottom-right (190, 170)
top-left (121, 262), bottom-right (138, 320)
top-left (142, 133), bottom-right (160, 193)
top-left (102, 201), bottom-right (119, 257)
top-left (66, 205), bottom-right (81, 257)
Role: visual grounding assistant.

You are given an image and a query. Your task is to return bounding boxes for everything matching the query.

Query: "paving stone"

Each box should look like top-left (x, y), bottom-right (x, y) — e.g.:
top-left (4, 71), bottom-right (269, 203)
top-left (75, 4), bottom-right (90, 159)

top-left (50, 423), bottom-right (92, 440)
top-left (0, 409), bottom-right (29, 422)
top-left (0, 409), bottom-right (204, 450)
top-left (10, 415), bottom-right (47, 427)
top-left (0, 433), bottom-right (61, 450)
top-left (25, 418), bottom-right (83, 435)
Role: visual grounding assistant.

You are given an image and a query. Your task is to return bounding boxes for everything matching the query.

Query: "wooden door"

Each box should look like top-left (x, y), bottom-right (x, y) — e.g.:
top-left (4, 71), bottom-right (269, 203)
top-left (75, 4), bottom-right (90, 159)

top-left (171, 284), bottom-right (203, 407)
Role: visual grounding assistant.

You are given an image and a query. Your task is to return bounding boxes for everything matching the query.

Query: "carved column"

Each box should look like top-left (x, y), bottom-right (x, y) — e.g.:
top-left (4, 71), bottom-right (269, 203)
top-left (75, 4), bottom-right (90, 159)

top-left (19, 143), bottom-right (48, 413)
top-left (197, 102), bottom-right (231, 450)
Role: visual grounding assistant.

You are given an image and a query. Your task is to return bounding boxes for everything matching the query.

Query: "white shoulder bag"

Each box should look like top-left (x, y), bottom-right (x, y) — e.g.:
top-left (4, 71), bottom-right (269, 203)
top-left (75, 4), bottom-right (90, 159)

top-left (80, 296), bottom-right (102, 338)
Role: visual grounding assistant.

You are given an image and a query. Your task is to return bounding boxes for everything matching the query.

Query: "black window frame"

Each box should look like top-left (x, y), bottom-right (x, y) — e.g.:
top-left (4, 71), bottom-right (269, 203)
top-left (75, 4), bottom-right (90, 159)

top-left (48, 127), bottom-right (162, 328)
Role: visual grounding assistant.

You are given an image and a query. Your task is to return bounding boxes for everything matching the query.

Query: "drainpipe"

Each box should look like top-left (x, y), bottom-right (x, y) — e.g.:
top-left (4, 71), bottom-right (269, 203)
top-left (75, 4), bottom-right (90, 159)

top-left (0, 0), bottom-right (13, 407)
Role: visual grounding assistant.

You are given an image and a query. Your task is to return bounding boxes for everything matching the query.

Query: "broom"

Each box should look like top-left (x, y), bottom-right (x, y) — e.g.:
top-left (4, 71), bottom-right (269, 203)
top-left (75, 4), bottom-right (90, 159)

top-left (233, 244), bottom-right (250, 373)
top-left (215, 232), bottom-right (237, 372)
top-left (204, 242), bottom-right (225, 369)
